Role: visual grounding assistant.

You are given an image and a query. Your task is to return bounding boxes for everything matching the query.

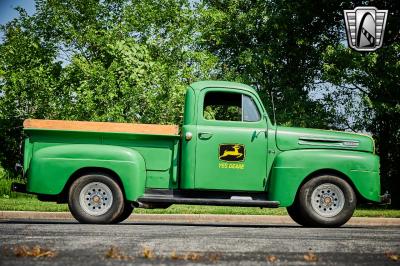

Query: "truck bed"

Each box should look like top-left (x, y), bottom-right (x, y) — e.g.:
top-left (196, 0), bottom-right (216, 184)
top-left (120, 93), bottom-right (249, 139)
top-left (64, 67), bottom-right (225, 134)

top-left (23, 119), bottom-right (181, 194)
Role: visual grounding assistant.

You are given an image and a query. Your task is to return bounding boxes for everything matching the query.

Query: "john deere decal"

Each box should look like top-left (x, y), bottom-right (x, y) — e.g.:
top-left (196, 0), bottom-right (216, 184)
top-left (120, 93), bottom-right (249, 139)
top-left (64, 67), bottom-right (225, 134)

top-left (219, 144), bottom-right (245, 162)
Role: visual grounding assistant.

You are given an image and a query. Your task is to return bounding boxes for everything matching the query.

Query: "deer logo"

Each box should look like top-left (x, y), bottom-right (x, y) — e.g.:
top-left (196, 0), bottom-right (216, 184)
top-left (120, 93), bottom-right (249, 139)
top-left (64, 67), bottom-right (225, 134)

top-left (219, 144), bottom-right (245, 161)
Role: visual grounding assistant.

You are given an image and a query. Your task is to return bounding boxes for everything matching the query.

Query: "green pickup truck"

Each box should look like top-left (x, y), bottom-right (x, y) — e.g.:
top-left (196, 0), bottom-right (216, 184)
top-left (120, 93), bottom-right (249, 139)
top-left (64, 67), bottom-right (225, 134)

top-left (12, 81), bottom-right (388, 227)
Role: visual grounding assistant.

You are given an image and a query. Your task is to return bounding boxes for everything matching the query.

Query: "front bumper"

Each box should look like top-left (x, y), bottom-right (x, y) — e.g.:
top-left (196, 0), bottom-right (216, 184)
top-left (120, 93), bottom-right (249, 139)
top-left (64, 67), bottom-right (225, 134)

top-left (380, 191), bottom-right (391, 205)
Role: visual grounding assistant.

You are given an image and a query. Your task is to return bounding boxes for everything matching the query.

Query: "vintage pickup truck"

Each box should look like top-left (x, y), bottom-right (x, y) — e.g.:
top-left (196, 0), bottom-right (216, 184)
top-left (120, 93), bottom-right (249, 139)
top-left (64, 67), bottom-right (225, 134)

top-left (12, 81), bottom-right (388, 227)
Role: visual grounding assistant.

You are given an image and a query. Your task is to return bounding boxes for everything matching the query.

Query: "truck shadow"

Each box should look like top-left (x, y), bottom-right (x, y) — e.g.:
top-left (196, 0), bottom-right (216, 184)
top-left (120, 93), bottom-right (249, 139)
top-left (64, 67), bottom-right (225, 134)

top-left (1, 220), bottom-right (367, 229)
top-left (0, 219), bottom-right (296, 228)
top-left (123, 222), bottom-right (367, 229)
top-left (125, 222), bottom-right (299, 228)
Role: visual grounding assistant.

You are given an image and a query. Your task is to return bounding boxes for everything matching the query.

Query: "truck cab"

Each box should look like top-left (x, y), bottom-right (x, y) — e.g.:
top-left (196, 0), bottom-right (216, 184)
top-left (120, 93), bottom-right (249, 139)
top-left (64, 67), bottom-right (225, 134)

top-left (12, 81), bottom-right (387, 227)
top-left (181, 81), bottom-right (271, 192)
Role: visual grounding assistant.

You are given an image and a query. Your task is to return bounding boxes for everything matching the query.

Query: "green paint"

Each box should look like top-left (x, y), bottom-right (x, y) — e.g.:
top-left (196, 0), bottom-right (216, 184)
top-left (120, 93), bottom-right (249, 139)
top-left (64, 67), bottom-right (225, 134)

top-left (28, 143), bottom-right (147, 201)
top-left (276, 126), bottom-right (374, 153)
top-left (22, 81), bottom-right (382, 207)
top-left (194, 86), bottom-right (268, 191)
top-left (25, 130), bottom-right (178, 200)
top-left (268, 149), bottom-right (380, 206)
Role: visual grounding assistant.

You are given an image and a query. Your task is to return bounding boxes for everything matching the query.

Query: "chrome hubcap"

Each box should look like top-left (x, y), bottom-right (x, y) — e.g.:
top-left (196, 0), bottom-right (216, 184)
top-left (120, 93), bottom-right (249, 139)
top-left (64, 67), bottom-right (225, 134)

top-left (311, 183), bottom-right (345, 217)
top-left (79, 182), bottom-right (113, 216)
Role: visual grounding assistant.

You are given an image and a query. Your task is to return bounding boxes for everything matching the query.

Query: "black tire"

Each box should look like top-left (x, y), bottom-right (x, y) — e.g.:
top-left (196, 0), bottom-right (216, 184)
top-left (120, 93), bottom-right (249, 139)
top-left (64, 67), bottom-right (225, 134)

top-left (286, 200), bottom-right (309, 226)
top-left (297, 175), bottom-right (356, 227)
top-left (114, 202), bottom-right (134, 223)
top-left (68, 173), bottom-right (125, 224)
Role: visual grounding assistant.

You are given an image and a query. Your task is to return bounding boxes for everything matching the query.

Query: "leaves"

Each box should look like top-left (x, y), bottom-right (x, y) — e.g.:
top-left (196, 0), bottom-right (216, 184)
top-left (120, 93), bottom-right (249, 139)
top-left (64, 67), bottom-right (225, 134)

top-left (266, 255), bottom-right (278, 263)
top-left (198, 0), bottom-right (350, 129)
top-left (0, 0), bottom-right (194, 171)
top-left (303, 251), bottom-right (318, 262)
top-left (385, 251), bottom-right (400, 262)
top-left (321, 31), bottom-right (400, 206)
top-left (12, 245), bottom-right (56, 258)
top-left (141, 246), bottom-right (156, 259)
top-left (105, 246), bottom-right (133, 260)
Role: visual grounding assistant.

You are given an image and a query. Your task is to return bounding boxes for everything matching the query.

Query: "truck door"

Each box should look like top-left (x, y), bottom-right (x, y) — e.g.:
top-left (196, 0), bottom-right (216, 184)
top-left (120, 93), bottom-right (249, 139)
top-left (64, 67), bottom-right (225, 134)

top-left (194, 88), bottom-right (268, 191)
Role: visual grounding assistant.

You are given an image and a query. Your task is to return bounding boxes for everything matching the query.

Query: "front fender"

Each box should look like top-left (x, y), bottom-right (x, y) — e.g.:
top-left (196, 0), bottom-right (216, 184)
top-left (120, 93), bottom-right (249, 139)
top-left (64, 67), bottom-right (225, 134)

top-left (267, 149), bottom-right (380, 206)
top-left (27, 144), bottom-right (146, 201)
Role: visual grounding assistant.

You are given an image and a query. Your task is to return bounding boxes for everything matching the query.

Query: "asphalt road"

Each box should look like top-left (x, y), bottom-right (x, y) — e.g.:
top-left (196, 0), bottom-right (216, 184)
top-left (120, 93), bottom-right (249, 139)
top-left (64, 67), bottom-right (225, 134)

top-left (0, 220), bottom-right (399, 265)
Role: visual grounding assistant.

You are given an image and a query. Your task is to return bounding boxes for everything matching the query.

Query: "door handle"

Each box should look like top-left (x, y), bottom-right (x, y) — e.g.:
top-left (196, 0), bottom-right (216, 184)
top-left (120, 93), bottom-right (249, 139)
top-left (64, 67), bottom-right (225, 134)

top-left (256, 130), bottom-right (267, 136)
top-left (198, 132), bottom-right (213, 140)
top-left (252, 130), bottom-right (267, 141)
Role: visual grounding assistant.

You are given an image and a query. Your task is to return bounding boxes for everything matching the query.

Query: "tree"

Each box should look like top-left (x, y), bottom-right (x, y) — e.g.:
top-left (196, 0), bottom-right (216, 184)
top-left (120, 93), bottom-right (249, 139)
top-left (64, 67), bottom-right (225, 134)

top-left (197, 0), bottom-right (353, 128)
top-left (321, 0), bottom-right (400, 206)
top-left (0, 8), bottom-right (61, 170)
top-left (0, 0), bottom-right (223, 173)
top-left (0, 0), bottom-right (195, 172)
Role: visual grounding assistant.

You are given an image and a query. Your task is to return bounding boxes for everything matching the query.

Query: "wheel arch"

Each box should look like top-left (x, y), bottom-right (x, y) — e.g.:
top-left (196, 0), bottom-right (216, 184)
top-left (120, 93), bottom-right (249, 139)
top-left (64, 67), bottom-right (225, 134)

top-left (57, 167), bottom-right (126, 203)
top-left (292, 168), bottom-right (365, 206)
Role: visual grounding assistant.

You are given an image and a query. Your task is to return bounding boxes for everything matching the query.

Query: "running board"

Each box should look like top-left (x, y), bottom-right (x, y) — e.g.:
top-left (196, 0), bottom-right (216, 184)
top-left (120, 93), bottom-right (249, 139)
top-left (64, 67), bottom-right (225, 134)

top-left (137, 196), bottom-right (280, 208)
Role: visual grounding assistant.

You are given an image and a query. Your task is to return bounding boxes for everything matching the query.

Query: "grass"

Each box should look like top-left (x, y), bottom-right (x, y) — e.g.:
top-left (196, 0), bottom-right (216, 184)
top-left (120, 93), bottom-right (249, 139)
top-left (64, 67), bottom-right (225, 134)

top-left (0, 177), bottom-right (34, 199)
top-left (353, 207), bottom-right (400, 218)
top-left (0, 197), bottom-right (399, 217)
top-left (0, 198), bottom-right (69, 212)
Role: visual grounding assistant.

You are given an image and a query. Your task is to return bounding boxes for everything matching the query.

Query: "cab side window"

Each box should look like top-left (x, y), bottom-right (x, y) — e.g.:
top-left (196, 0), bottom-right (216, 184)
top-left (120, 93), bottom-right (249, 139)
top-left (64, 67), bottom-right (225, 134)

top-left (203, 91), bottom-right (260, 122)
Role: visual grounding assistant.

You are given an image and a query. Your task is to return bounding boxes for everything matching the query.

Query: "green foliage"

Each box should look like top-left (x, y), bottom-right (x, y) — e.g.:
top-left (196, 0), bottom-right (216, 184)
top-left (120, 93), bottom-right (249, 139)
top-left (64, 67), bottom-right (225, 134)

top-left (0, 165), bottom-right (31, 198)
top-left (0, 0), bottom-right (199, 171)
top-left (320, 0), bottom-right (400, 206)
top-left (0, 7), bottom-right (61, 170)
top-left (197, 0), bottom-right (349, 128)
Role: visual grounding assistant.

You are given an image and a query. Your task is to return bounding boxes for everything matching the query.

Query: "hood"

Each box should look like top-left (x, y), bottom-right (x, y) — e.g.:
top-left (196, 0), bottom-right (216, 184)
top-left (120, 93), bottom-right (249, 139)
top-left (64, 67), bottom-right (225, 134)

top-left (276, 127), bottom-right (374, 153)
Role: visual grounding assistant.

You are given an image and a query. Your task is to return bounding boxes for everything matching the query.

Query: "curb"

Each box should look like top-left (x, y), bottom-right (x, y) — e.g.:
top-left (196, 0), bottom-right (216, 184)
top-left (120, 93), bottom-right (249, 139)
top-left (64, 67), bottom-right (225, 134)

top-left (1, 211), bottom-right (399, 226)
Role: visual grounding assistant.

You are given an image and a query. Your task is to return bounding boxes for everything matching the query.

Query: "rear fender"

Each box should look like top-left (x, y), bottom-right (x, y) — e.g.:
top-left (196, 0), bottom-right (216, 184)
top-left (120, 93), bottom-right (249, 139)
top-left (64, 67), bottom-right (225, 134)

top-left (27, 144), bottom-right (146, 201)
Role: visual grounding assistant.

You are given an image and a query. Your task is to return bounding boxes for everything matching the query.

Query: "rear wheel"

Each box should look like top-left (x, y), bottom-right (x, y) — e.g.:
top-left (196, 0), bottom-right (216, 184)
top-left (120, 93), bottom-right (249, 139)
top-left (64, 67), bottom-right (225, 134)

top-left (68, 173), bottom-right (125, 224)
top-left (296, 175), bottom-right (356, 227)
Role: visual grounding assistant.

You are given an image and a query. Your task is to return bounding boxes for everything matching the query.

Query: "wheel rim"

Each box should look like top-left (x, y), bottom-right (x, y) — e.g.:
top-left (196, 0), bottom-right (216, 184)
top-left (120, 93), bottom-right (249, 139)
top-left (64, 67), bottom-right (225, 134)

top-left (79, 182), bottom-right (113, 216)
top-left (311, 183), bottom-right (345, 218)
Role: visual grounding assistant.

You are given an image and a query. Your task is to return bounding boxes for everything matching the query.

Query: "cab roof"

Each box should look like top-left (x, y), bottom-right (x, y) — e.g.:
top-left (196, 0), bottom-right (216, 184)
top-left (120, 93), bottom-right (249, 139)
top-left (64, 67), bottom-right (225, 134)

top-left (190, 80), bottom-right (256, 94)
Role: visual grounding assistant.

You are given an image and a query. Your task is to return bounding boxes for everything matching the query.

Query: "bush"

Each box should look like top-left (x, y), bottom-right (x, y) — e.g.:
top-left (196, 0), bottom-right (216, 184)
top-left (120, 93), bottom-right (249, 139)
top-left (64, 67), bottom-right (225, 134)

top-left (0, 166), bottom-right (32, 199)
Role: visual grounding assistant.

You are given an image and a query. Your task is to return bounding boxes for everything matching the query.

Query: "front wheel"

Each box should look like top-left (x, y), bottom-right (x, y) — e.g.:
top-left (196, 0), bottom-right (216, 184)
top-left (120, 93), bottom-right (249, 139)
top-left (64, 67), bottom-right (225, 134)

top-left (68, 173), bottom-right (125, 224)
top-left (114, 202), bottom-right (134, 223)
top-left (286, 199), bottom-right (309, 226)
top-left (296, 175), bottom-right (356, 227)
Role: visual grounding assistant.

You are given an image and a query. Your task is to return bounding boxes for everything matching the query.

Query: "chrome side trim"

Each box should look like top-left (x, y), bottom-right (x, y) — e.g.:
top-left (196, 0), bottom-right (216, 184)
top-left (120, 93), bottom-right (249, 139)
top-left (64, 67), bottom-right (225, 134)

top-left (298, 137), bottom-right (359, 148)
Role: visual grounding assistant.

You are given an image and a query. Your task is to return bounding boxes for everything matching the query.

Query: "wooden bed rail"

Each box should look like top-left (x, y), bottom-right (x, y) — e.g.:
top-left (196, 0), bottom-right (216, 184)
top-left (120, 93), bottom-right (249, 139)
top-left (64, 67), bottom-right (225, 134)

top-left (23, 119), bottom-right (179, 136)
